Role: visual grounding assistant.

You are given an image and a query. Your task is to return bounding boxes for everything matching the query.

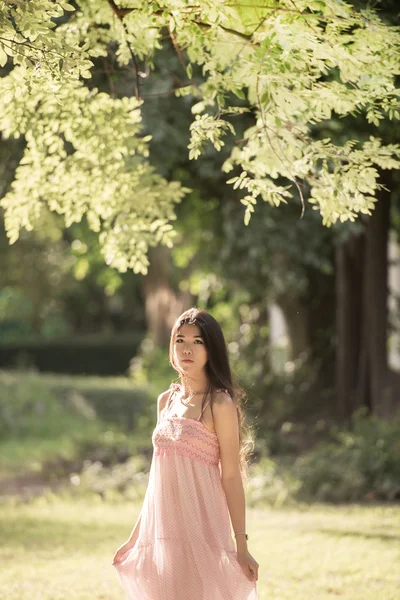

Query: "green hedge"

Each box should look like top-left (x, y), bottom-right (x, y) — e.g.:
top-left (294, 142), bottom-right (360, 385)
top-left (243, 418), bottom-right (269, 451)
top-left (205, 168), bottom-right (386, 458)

top-left (51, 381), bottom-right (153, 432)
top-left (0, 371), bottom-right (154, 478)
top-left (0, 333), bottom-right (144, 375)
top-left (0, 370), bottom-right (154, 437)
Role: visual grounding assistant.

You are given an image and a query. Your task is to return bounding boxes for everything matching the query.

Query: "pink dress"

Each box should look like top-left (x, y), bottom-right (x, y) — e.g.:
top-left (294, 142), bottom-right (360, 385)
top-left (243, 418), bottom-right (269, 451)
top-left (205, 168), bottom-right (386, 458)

top-left (114, 384), bottom-right (258, 600)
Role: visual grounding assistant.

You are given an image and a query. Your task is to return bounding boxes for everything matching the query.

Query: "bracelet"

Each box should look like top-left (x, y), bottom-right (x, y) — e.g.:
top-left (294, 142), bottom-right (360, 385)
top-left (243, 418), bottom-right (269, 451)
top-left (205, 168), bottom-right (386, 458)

top-left (234, 532), bottom-right (248, 540)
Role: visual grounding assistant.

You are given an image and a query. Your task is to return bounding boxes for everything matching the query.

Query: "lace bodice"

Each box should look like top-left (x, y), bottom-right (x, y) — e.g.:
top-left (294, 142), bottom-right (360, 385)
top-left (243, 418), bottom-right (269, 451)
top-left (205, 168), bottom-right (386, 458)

top-left (152, 416), bottom-right (220, 466)
top-left (151, 385), bottom-right (227, 466)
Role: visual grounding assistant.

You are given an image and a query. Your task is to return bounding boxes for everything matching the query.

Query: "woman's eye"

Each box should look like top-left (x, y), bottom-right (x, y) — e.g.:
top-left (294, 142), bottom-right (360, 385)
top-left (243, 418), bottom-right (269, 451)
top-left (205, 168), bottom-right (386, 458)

top-left (195, 339), bottom-right (204, 344)
top-left (175, 339), bottom-right (183, 343)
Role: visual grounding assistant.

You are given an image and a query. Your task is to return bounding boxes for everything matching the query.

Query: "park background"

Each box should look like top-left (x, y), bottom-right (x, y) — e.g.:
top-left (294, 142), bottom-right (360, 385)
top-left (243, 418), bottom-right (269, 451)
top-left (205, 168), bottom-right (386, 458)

top-left (0, 1), bottom-right (400, 599)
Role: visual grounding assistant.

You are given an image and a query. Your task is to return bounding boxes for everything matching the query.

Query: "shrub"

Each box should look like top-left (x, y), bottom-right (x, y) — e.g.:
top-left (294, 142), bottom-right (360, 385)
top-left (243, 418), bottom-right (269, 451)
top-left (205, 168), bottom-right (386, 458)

top-left (0, 370), bottom-right (95, 438)
top-left (294, 414), bottom-right (400, 502)
top-left (0, 370), bottom-right (155, 479)
top-left (128, 338), bottom-right (177, 394)
top-left (0, 370), bottom-right (153, 437)
top-left (67, 455), bottom-right (150, 502)
top-left (246, 456), bottom-right (300, 507)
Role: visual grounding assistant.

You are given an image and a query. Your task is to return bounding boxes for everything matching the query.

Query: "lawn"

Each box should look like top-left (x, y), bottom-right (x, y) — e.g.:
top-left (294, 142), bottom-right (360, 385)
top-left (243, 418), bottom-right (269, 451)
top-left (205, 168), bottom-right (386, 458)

top-left (0, 498), bottom-right (398, 600)
top-left (1, 371), bottom-right (399, 599)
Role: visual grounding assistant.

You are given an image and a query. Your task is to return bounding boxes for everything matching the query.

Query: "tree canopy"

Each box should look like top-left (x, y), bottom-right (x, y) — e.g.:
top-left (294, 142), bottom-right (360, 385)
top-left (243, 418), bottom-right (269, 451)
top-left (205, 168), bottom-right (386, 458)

top-left (1, 0), bottom-right (400, 272)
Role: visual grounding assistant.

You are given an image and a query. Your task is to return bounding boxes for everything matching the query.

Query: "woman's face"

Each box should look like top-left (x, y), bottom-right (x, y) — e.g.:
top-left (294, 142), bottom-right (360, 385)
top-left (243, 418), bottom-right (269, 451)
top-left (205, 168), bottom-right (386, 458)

top-left (173, 323), bottom-right (208, 375)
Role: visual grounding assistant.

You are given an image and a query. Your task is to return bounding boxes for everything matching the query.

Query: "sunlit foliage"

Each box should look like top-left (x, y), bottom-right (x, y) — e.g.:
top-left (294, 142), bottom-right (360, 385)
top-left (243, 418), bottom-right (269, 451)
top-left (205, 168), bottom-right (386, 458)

top-left (1, 0), bottom-right (399, 271)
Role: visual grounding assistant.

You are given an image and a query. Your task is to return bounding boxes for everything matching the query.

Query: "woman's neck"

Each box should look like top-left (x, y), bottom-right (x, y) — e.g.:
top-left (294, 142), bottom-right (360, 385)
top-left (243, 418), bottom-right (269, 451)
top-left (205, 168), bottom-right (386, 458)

top-left (180, 373), bottom-right (209, 396)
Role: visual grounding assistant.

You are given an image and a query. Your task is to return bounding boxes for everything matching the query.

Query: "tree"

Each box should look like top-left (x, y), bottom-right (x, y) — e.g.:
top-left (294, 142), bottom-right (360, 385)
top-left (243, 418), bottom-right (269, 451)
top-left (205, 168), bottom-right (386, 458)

top-left (332, 0), bottom-right (400, 419)
top-left (1, 0), bottom-right (400, 275)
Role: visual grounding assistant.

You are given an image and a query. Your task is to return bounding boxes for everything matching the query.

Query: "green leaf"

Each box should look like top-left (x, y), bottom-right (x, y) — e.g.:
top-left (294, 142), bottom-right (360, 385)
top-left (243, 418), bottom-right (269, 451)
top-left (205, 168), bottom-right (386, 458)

top-left (0, 45), bottom-right (7, 68)
top-left (61, 3), bottom-right (76, 11)
top-left (3, 90), bottom-right (14, 103)
top-left (234, 88), bottom-right (246, 100)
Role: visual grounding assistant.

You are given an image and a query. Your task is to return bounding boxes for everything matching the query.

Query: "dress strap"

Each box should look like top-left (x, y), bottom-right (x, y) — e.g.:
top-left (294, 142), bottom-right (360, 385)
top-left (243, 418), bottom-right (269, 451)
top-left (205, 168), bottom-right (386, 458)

top-left (196, 396), bottom-right (212, 421)
top-left (163, 384), bottom-right (178, 418)
top-left (196, 388), bottom-right (229, 421)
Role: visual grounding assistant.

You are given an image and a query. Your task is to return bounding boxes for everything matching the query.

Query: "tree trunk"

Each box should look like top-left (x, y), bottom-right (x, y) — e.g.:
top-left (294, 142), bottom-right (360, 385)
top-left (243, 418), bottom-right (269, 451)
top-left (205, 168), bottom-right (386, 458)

top-left (305, 267), bottom-right (336, 387)
top-left (335, 233), bottom-right (365, 419)
top-left (356, 188), bottom-right (391, 416)
top-left (141, 246), bottom-right (192, 345)
top-left (336, 178), bottom-right (393, 419)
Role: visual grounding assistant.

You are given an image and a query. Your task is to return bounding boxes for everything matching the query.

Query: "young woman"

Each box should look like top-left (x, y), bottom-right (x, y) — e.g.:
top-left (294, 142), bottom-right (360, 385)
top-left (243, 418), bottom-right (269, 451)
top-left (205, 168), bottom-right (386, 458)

top-left (113, 308), bottom-right (259, 599)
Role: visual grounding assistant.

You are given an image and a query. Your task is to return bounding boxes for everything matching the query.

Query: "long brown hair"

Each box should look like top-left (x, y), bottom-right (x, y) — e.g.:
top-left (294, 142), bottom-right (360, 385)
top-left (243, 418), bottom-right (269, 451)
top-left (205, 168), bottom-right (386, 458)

top-left (169, 307), bottom-right (254, 477)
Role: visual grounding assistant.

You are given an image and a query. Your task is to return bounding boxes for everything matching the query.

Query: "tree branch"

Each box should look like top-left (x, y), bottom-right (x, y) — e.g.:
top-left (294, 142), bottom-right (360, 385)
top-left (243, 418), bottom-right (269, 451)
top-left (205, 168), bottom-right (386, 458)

top-left (255, 73), bottom-right (306, 218)
top-left (225, 3), bottom-right (324, 17)
top-left (106, 0), bottom-right (141, 100)
top-left (0, 36), bottom-right (66, 59)
top-left (167, 26), bottom-right (201, 95)
top-left (104, 2), bottom-right (254, 42)
top-left (104, 1), bottom-right (338, 46)
top-left (106, 0), bottom-right (133, 18)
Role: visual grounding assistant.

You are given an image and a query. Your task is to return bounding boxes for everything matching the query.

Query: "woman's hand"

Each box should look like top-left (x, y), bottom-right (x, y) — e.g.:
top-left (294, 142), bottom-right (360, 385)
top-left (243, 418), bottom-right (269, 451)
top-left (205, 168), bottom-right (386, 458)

top-left (112, 538), bottom-right (136, 566)
top-left (236, 548), bottom-right (259, 582)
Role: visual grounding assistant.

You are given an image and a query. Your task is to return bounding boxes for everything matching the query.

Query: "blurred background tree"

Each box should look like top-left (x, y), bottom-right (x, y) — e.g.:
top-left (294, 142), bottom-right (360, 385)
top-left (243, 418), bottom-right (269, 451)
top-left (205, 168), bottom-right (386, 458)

top-left (0, 0), bottom-right (399, 425)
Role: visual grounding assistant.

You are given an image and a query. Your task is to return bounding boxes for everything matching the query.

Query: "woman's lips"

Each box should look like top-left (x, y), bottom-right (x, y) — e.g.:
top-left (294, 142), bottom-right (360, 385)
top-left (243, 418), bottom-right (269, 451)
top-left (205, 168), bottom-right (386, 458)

top-left (182, 359), bottom-right (194, 363)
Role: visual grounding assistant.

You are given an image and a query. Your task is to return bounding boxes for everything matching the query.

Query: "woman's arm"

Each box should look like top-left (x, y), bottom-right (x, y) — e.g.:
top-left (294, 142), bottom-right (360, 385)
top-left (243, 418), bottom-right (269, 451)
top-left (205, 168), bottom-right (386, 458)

top-left (157, 389), bottom-right (171, 424)
top-left (213, 392), bottom-right (258, 582)
top-left (127, 391), bottom-right (170, 543)
top-left (113, 389), bottom-right (171, 564)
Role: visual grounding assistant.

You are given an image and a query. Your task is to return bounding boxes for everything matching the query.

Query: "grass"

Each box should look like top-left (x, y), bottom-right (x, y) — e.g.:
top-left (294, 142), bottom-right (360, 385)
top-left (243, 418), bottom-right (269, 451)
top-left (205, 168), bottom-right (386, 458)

top-left (1, 370), bottom-right (399, 598)
top-left (0, 498), bottom-right (399, 600)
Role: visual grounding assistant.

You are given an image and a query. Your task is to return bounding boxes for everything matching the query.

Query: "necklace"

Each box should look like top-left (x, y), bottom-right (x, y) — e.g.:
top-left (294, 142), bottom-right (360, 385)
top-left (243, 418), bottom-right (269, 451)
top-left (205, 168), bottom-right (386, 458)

top-left (180, 394), bottom-right (194, 407)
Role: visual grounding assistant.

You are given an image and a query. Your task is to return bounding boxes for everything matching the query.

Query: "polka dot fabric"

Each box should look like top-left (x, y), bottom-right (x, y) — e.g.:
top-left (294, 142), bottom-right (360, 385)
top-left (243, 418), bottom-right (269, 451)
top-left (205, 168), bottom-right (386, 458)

top-left (114, 386), bottom-right (258, 600)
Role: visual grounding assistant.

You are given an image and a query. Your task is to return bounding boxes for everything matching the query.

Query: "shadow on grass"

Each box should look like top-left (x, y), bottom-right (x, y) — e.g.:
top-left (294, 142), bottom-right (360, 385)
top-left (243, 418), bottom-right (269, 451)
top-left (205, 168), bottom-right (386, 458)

top-left (316, 528), bottom-right (400, 543)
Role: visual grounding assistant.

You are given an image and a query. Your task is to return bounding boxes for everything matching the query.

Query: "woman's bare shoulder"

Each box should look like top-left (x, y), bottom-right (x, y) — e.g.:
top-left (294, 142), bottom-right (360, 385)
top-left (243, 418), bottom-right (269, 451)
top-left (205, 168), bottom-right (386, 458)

top-left (157, 389), bottom-right (172, 411)
top-left (212, 389), bottom-right (233, 407)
